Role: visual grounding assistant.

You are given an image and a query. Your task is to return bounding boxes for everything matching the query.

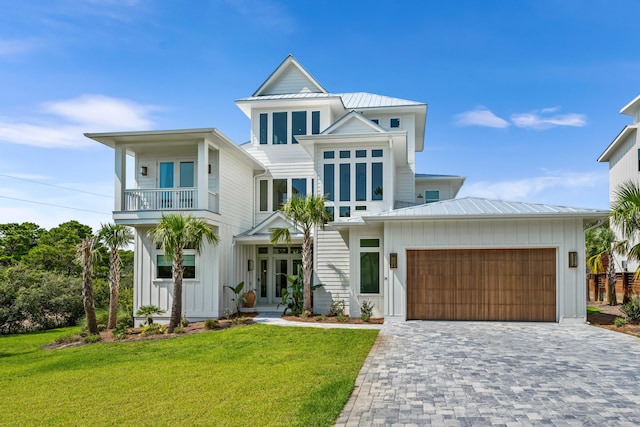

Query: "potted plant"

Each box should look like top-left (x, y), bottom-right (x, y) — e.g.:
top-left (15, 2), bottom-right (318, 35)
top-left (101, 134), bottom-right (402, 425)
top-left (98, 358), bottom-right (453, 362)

top-left (242, 288), bottom-right (256, 308)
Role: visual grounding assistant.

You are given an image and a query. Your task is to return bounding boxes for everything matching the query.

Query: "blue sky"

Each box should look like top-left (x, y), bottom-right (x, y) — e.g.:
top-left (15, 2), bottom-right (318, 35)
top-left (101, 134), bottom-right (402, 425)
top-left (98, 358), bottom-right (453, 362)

top-left (1, 0), bottom-right (638, 231)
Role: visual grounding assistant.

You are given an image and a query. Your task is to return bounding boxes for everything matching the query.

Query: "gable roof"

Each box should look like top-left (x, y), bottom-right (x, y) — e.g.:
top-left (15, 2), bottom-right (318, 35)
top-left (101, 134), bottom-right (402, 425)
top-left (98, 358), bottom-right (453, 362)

top-left (234, 211), bottom-right (304, 243)
top-left (362, 197), bottom-right (607, 221)
top-left (621, 94), bottom-right (640, 117)
top-left (320, 111), bottom-right (388, 135)
top-left (597, 125), bottom-right (638, 162)
top-left (252, 55), bottom-right (327, 97)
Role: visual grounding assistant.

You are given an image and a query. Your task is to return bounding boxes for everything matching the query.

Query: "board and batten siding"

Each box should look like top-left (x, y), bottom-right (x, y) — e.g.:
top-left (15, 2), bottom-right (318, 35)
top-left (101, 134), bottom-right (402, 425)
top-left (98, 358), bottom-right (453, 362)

top-left (382, 218), bottom-right (587, 323)
top-left (313, 227), bottom-right (350, 314)
top-left (218, 148), bottom-right (257, 228)
top-left (394, 166), bottom-right (416, 204)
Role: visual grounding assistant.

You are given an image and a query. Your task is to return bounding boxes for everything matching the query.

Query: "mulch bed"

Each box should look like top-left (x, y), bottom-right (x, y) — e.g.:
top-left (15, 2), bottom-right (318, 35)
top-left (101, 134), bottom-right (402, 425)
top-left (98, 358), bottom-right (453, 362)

top-left (587, 302), bottom-right (640, 337)
top-left (282, 315), bottom-right (383, 325)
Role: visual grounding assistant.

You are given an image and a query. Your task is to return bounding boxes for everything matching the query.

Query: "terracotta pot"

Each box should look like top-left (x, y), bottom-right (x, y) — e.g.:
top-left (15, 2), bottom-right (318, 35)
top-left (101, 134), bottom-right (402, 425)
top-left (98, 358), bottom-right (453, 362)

top-left (242, 291), bottom-right (256, 308)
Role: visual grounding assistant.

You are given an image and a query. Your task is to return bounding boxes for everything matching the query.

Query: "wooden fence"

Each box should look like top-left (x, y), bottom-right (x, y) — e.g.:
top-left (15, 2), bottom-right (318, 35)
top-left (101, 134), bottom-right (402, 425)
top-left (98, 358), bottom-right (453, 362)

top-left (587, 273), bottom-right (640, 303)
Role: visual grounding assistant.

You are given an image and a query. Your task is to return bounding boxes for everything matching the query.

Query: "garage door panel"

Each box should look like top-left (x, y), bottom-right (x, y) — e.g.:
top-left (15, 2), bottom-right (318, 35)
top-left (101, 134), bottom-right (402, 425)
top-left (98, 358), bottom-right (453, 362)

top-left (407, 249), bottom-right (556, 321)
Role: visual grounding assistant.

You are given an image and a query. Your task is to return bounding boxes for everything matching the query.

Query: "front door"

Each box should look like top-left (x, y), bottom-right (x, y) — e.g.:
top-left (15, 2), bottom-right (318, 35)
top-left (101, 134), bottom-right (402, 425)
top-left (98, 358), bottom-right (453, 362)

top-left (255, 246), bottom-right (303, 305)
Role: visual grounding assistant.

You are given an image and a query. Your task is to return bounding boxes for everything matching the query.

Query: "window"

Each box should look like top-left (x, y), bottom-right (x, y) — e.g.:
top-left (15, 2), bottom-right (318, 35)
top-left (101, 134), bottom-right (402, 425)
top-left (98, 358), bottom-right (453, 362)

top-left (324, 164), bottom-right (334, 201)
top-left (339, 206), bottom-right (350, 217)
top-left (292, 178), bottom-right (307, 198)
top-left (273, 112), bottom-right (287, 144)
top-left (259, 113), bottom-right (268, 145)
top-left (372, 162), bottom-right (383, 200)
top-left (371, 119), bottom-right (379, 124)
top-left (355, 205), bottom-right (366, 211)
top-left (159, 162), bottom-right (174, 188)
top-left (324, 151), bottom-right (334, 159)
top-left (325, 206), bottom-right (334, 222)
top-left (258, 247), bottom-right (269, 254)
top-left (390, 118), bottom-right (400, 128)
top-left (355, 150), bottom-right (366, 158)
top-left (425, 190), bottom-right (439, 203)
top-left (356, 163), bottom-right (366, 201)
top-left (273, 179), bottom-right (287, 209)
top-left (157, 254), bottom-right (195, 279)
top-left (259, 180), bottom-right (268, 211)
top-left (340, 163), bottom-right (350, 201)
top-left (292, 111), bottom-right (306, 144)
top-left (179, 162), bottom-right (194, 187)
top-left (360, 253), bottom-right (379, 293)
top-left (312, 111), bottom-right (320, 134)
top-left (637, 148), bottom-right (640, 171)
top-left (339, 150), bottom-right (351, 158)
top-left (360, 239), bottom-right (379, 248)
top-left (372, 149), bottom-right (383, 157)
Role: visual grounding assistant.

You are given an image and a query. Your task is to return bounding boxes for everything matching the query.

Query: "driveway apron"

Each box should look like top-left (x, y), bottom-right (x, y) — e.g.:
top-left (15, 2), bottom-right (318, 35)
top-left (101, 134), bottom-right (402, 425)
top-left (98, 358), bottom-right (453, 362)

top-left (336, 322), bottom-right (640, 426)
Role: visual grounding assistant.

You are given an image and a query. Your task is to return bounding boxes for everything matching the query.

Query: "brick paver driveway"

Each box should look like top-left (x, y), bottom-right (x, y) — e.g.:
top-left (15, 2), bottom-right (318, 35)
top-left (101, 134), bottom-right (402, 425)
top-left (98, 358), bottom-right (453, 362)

top-left (336, 322), bottom-right (640, 426)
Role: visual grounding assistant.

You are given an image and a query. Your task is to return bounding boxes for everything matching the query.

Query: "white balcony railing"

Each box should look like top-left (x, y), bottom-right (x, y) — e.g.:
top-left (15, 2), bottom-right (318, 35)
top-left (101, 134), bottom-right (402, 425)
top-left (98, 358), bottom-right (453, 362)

top-left (123, 188), bottom-right (219, 213)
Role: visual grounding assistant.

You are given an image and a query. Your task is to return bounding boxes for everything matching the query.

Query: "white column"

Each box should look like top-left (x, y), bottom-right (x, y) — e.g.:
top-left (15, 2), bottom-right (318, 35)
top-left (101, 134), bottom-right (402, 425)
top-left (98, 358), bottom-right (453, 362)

top-left (198, 140), bottom-right (209, 210)
top-left (114, 143), bottom-right (126, 212)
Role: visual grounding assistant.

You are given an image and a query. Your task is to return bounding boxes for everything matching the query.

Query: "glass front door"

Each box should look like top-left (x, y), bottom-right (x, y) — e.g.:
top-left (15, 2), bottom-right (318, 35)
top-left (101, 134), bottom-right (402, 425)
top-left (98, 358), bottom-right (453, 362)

top-left (255, 246), bottom-right (303, 305)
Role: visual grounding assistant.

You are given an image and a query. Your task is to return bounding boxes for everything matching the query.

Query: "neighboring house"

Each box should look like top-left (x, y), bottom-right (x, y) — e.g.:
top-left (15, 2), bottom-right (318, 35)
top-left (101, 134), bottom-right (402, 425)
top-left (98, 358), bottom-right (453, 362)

top-left (598, 94), bottom-right (640, 274)
top-left (87, 55), bottom-right (606, 325)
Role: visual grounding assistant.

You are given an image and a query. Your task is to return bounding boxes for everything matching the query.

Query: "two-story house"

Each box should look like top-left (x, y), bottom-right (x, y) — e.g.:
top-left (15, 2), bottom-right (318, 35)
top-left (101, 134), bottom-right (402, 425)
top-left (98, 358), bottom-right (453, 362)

top-left (87, 55), bottom-right (605, 325)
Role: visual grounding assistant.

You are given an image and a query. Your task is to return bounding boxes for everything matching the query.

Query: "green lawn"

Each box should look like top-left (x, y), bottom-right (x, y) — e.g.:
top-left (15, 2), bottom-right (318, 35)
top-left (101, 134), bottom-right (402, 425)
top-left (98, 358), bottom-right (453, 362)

top-left (587, 305), bottom-right (603, 314)
top-left (0, 324), bottom-right (378, 427)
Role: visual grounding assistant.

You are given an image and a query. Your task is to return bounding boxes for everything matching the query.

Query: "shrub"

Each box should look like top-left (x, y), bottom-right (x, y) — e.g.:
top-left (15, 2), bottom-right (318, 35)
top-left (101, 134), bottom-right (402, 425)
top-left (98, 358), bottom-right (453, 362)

top-left (84, 334), bottom-right (102, 344)
top-left (300, 310), bottom-right (312, 319)
top-left (140, 323), bottom-right (167, 336)
top-left (621, 295), bottom-right (640, 320)
top-left (328, 299), bottom-right (345, 317)
top-left (615, 317), bottom-right (628, 328)
top-left (112, 324), bottom-right (128, 340)
top-left (204, 319), bottom-right (219, 330)
top-left (180, 315), bottom-right (190, 327)
top-left (173, 324), bottom-right (185, 334)
top-left (55, 333), bottom-right (81, 345)
top-left (232, 316), bottom-right (247, 326)
top-left (360, 300), bottom-right (374, 322)
top-left (337, 313), bottom-right (347, 323)
top-left (314, 315), bottom-right (326, 322)
top-left (136, 305), bottom-right (165, 325)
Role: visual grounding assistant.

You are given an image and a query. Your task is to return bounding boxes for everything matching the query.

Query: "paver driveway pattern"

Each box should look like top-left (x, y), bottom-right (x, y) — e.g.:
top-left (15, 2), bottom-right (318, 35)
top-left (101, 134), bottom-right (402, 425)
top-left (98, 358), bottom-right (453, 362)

top-left (336, 322), bottom-right (640, 426)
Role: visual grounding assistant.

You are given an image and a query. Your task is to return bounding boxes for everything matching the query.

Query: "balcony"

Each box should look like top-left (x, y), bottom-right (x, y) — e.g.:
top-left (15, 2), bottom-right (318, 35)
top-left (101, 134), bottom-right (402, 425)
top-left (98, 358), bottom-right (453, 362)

top-left (122, 188), bottom-right (219, 213)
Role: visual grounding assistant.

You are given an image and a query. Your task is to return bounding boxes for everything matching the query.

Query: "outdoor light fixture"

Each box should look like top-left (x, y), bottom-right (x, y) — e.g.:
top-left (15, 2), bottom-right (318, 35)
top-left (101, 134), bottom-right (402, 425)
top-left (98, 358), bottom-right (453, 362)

top-left (248, 260), bottom-right (254, 271)
top-left (140, 166), bottom-right (147, 176)
top-left (390, 252), bottom-right (398, 269)
top-left (568, 251), bottom-right (578, 268)
top-left (416, 194), bottom-right (424, 199)
top-left (208, 164), bottom-right (211, 174)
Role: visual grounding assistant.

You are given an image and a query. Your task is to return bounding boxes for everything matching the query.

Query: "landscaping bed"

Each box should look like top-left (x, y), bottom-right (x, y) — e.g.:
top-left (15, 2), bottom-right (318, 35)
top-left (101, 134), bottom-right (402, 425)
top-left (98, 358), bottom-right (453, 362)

top-left (587, 302), bottom-right (640, 336)
top-left (282, 314), bottom-right (383, 324)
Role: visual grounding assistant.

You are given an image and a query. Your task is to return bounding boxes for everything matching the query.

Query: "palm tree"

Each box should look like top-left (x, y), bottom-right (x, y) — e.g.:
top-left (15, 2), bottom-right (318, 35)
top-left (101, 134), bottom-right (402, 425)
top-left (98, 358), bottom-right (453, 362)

top-left (148, 214), bottom-right (219, 332)
top-left (76, 236), bottom-right (100, 335)
top-left (610, 180), bottom-right (640, 304)
top-left (586, 225), bottom-right (618, 305)
top-left (98, 223), bottom-right (133, 329)
top-left (270, 194), bottom-right (329, 313)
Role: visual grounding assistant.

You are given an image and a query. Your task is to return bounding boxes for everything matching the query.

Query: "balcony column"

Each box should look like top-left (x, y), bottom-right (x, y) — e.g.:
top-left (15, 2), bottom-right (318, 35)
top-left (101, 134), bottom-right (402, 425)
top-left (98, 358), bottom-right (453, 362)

top-left (198, 140), bottom-right (209, 210)
top-left (114, 143), bottom-right (126, 212)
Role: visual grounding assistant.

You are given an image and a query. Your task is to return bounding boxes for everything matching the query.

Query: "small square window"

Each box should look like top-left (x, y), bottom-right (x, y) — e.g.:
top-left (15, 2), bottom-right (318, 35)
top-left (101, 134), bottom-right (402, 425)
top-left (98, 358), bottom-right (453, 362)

top-left (425, 190), bottom-right (440, 203)
top-left (371, 119), bottom-right (379, 124)
top-left (390, 118), bottom-right (400, 128)
top-left (325, 206), bottom-right (334, 222)
top-left (339, 206), bottom-right (350, 217)
top-left (274, 247), bottom-right (289, 254)
top-left (339, 150), bottom-right (351, 158)
top-left (258, 247), bottom-right (269, 254)
top-left (324, 151), bottom-right (335, 159)
top-left (360, 238), bottom-right (380, 248)
top-left (372, 149), bottom-right (383, 158)
top-left (355, 150), bottom-right (366, 158)
top-left (355, 205), bottom-right (366, 211)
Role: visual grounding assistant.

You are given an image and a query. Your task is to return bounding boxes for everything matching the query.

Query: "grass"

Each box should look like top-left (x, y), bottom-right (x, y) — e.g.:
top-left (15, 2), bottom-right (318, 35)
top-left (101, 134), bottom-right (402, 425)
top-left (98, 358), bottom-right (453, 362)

top-left (0, 324), bottom-right (378, 426)
top-left (587, 305), bottom-right (603, 314)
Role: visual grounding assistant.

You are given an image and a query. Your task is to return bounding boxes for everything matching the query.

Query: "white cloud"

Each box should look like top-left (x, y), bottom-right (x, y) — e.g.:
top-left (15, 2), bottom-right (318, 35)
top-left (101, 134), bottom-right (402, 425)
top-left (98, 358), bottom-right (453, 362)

top-left (511, 107), bottom-right (587, 130)
top-left (0, 95), bottom-right (160, 149)
top-left (458, 170), bottom-right (607, 204)
top-left (454, 108), bottom-right (509, 128)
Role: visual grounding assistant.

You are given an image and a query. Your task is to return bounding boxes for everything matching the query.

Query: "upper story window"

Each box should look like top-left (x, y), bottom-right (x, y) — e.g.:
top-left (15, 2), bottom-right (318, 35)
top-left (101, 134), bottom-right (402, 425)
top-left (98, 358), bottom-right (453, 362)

top-left (390, 118), bottom-right (400, 128)
top-left (259, 177), bottom-right (310, 212)
top-left (371, 119), bottom-right (379, 125)
top-left (637, 149), bottom-right (640, 172)
top-left (257, 110), bottom-right (321, 145)
top-left (159, 161), bottom-right (195, 189)
top-left (425, 190), bottom-right (440, 203)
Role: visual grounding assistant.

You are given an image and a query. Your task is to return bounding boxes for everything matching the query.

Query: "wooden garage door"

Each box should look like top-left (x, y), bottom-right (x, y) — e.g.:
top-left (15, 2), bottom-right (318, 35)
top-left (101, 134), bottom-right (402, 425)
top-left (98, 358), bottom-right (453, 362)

top-left (407, 249), bottom-right (556, 321)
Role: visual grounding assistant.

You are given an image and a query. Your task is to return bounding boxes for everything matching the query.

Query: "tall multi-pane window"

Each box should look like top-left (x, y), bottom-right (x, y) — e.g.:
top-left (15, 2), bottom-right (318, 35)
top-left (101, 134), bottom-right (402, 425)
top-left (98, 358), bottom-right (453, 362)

top-left (273, 179), bottom-right (287, 209)
top-left (292, 111), bottom-right (306, 144)
top-left (355, 163), bottom-right (366, 201)
top-left (360, 239), bottom-right (380, 294)
top-left (259, 113), bottom-right (268, 145)
top-left (259, 180), bottom-right (268, 211)
top-left (324, 164), bottom-right (334, 201)
top-left (273, 112), bottom-right (287, 145)
top-left (372, 162), bottom-right (383, 200)
top-left (312, 111), bottom-right (320, 134)
top-left (340, 163), bottom-right (350, 201)
top-left (179, 162), bottom-right (194, 187)
top-left (292, 178), bottom-right (307, 198)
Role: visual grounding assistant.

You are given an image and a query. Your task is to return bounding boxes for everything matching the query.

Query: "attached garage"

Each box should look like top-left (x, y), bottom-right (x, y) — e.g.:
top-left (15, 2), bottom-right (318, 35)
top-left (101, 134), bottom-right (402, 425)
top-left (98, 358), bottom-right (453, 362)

top-left (353, 197), bottom-right (608, 324)
top-left (406, 248), bottom-right (556, 321)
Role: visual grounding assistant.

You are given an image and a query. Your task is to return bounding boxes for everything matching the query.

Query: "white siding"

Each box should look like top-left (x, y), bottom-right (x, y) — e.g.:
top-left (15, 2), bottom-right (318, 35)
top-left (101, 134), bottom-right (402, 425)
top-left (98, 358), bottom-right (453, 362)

top-left (394, 166), bottom-right (416, 204)
top-left (313, 227), bottom-right (350, 314)
top-left (262, 66), bottom-right (322, 95)
top-left (218, 148), bottom-right (255, 228)
top-left (330, 119), bottom-right (378, 134)
top-left (383, 218), bottom-right (587, 323)
top-left (414, 181), bottom-right (455, 202)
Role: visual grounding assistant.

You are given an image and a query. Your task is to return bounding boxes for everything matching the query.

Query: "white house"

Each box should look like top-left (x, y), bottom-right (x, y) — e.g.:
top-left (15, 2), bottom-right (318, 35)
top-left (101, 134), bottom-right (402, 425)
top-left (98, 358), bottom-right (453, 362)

top-left (598, 94), bottom-right (640, 273)
top-left (87, 55), bottom-right (606, 325)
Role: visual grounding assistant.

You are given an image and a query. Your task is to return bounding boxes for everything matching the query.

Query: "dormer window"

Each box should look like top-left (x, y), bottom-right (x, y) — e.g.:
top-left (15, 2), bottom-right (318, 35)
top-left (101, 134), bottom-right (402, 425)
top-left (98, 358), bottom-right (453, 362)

top-left (390, 118), bottom-right (400, 128)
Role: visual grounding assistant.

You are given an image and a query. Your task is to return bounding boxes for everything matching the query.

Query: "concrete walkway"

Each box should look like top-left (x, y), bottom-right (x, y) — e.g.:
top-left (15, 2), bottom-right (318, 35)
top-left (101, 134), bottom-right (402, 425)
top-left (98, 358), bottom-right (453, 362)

top-left (253, 312), bottom-right (383, 330)
top-left (335, 322), bottom-right (640, 426)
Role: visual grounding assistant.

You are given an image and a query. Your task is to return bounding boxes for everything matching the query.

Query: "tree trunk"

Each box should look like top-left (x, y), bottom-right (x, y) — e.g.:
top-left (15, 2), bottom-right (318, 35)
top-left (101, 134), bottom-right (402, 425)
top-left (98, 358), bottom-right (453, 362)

top-left (607, 251), bottom-right (617, 306)
top-left (169, 250), bottom-right (184, 332)
top-left (107, 248), bottom-right (120, 329)
top-left (80, 240), bottom-right (98, 335)
top-left (302, 229), bottom-right (312, 313)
